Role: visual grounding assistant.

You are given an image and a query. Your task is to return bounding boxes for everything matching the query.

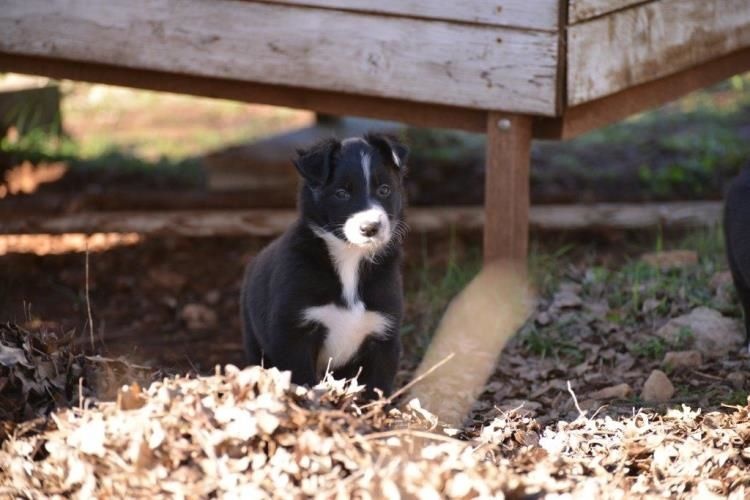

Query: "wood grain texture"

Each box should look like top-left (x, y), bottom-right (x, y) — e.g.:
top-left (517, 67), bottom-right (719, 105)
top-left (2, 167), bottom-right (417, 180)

top-left (568, 0), bottom-right (644, 23)
top-left (568, 0), bottom-right (750, 105)
top-left (0, 53), bottom-right (488, 132)
top-left (261, 0), bottom-right (560, 31)
top-left (0, 0), bottom-right (559, 115)
top-left (483, 113), bottom-right (531, 265)
top-left (1, 203), bottom-right (722, 236)
top-left (536, 47), bottom-right (750, 139)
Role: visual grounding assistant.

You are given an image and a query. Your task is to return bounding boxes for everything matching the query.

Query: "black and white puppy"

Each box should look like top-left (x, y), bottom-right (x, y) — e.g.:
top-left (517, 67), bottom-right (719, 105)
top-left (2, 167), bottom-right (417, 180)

top-left (240, 134), bottom-right (408, 397)
top-left (725, 166), bottom-right (750, 349)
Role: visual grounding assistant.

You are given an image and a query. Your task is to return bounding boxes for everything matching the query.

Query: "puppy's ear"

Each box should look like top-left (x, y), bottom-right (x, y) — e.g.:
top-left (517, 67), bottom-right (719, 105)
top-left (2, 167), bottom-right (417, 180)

top-left (293, 138), bottom-right (340, 188)
top-left (365, 133), bottom-right (409, 172)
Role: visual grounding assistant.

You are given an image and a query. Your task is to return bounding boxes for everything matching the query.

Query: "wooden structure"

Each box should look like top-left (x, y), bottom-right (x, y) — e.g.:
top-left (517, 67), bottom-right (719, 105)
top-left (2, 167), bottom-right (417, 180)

top-left (1, 0), bottom-right (750, 264)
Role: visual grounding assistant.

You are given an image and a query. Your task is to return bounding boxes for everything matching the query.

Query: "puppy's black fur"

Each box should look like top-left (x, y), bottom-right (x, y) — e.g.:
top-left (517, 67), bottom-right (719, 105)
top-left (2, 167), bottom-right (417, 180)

top-left (725, 166), bottom-right (750, 345)
top-left (240, 134), bottom-right (408, 397)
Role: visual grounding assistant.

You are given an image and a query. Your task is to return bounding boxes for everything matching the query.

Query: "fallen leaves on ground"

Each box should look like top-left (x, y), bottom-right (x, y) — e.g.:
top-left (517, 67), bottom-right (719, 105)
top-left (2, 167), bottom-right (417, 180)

top-left (1, 364), bottom-right (749, 498)
top-left (0, 322), bottom-right (159, 432)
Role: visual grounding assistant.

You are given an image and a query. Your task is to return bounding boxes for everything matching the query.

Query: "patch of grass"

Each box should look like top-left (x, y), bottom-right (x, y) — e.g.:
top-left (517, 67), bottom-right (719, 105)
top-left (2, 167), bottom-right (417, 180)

top-left (1, 128), bottom-right (203, 187)
top-left (630, 337), bottom-right (667, 360)
top-left (404, 234), bottom-right (481, 358)
top-left (583, 227), bottom-right (732, 330)
top-left (521, 325), bottom-right (585, 363)
top-left (725, 390), bottom-right (749, 406)
top-left (529, 242), bottom-right (572, 297)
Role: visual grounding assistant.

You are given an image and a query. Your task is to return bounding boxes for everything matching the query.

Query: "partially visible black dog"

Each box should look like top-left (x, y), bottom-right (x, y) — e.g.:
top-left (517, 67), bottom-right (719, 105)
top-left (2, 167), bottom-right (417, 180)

top-left (725, 166), bottom-right (750, 347)
top-left (240, 134), bottom-right (408, 397)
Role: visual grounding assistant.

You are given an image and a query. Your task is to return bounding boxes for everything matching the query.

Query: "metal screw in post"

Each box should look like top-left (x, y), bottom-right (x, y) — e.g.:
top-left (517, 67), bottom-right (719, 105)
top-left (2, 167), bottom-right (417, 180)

top-left (497, 118), bottom-right (511, 131)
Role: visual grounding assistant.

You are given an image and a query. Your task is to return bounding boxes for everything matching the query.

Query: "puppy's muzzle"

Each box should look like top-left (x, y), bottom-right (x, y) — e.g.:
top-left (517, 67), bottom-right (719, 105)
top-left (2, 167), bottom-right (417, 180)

top-left (344, 207), bottom-right (391, 246)
top-left (359, 220), bottom-right (381, 238)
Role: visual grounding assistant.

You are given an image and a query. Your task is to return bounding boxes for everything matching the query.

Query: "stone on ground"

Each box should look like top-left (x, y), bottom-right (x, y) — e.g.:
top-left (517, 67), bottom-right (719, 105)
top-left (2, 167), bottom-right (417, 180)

top-left (589, 383), bottom-right (632, 400)
top-left (641, 370), bottom-right (675, 403)
top-left (656, 307), bottom-right (744, 358)
top-left (662, 350), bottom-right (703, 369)
top-left (640, 250), bottom-right (698, 270)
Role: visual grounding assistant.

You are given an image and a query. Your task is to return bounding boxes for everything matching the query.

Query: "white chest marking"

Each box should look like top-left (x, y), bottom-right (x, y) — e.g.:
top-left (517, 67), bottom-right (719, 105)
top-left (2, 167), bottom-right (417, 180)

top-left (303, 302), bottom-right (392, 371)
top-left (313, 227), bottom-right (368, 306)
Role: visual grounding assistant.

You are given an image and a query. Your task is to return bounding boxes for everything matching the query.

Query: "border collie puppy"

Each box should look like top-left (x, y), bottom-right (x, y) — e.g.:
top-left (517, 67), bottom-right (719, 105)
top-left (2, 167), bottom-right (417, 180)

top-left (240, 134), bottom-right (408, 397)
top-left (725, 166), bottom-right (750, 348)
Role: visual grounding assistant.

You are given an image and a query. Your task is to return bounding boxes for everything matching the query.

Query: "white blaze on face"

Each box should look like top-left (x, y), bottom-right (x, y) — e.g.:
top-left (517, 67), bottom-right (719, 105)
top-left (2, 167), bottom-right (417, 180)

top-left (343, 205), bottom-right (391, 247)
top-left (361, 150), bottom-right (371, 196)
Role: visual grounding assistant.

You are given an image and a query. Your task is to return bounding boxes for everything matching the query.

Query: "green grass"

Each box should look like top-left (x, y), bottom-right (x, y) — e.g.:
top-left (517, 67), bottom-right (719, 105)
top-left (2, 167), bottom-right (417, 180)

top-left (1, 129), bottom-right (204, 187)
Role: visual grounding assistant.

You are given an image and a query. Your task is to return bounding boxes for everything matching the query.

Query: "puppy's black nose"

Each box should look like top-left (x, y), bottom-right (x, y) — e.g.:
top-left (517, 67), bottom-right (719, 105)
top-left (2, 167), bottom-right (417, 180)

top-left (359, 221), bottom-right (381, 237)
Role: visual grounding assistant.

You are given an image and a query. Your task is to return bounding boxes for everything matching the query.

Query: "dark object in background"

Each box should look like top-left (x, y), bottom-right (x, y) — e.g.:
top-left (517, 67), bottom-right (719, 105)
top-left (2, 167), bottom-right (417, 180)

top-left (0, 85), bottom-right (62, 137)
top-left (725, 167), bottom-right (750, 346)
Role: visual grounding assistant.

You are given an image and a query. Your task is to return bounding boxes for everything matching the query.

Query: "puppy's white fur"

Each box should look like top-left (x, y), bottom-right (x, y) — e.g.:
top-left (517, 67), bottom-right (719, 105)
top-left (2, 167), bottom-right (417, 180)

top-left (343, 206), bottom-right (390, 247)
top-left (361, 150), bottom-right (372, 196)
top-left (307, 221), bottom-right (393, 371)
top-left (303, 302), bottom-right (392, 372)
top-left (313, 228), bottom-right (368, 306)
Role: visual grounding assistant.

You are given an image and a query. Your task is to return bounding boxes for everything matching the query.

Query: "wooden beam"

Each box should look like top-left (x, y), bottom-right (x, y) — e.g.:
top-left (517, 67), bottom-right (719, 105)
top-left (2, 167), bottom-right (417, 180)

top-left (568, 0), bottom-right (750, 106)
top-left (0, 203), bottom-right (723, 237)
top-left (0, 0), bottom-right (559, 115)
top-left (260, 0), bottom-right (560, 31)
top-left (483, 113), bottom-right (532, 265)
top-left (535, 47), bottom-right (750, 140)
top-left (568, 0), bottom-right (645, 24)
top-left (0, 53), bottom-right (487, 132)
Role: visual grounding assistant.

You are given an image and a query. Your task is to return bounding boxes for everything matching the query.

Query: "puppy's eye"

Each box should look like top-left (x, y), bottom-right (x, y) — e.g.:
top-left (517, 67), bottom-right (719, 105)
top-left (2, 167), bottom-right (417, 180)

top-left (376, 184), bottom-right (391, 198)
top-left (335, 188), bottom-right (350, 200)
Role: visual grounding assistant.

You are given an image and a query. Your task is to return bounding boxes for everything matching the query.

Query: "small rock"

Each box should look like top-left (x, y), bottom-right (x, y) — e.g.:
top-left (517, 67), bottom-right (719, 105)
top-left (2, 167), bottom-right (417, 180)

top-left (641, 250), bottom-right (698, 270)
top-left (656, 307), bottom-right (744, 358)
top-left (642, 298), bottom-right (661, 314)
top-left (589, 383), bottom-right (632, 400)
top-left (711, 271), bottom-right (736, 309)
top-left (662, 350), bottom-right (703, 369)
top-left (179, 303), bottom-right (217, 331)
top-left (535, 311), bottom-right (551, 326)
top-left (727, 372), bottom-right (746, 390)
top-left (551, 283), bottom-right (582, 310)
top-left (149, 269), bottom-right (187, 290)
top-left (641, 370), bottom-right (675, 403)
top-left (585, 301), bottom-right (610, 320)
top-left (204, 289), bottom-right (222, 305)
top-left (710, 271), bottom-right (734, 290)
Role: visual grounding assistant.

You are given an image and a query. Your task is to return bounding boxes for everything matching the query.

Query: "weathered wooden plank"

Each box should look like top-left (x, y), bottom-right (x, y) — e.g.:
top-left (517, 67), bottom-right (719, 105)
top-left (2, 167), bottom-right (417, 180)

top-left (0, 53), bottom-right (488, 132)
top-left (0, 0), bottom-right (559, 115)
top-left (536, 47), bottom-right (750, 139)
top-left (568, 0), bottom-right (750, 105)
top-left (261, 0), bottom-right (560, 31)
top-left (568, 0), bottom-right (644, 24)
top-left (0, 203), bottom-right (722, 237)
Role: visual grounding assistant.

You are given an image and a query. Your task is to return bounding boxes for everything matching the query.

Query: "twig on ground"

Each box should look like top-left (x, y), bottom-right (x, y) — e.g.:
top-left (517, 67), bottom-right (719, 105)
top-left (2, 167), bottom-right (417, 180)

top-left (567, 380), bottom-right (587, 419)
top-left (362, 428), bottom-right (461, 444)
top-left (360, 353), bottom-right (456, 415)
top-left (84, 239), bottom-right (94, 351)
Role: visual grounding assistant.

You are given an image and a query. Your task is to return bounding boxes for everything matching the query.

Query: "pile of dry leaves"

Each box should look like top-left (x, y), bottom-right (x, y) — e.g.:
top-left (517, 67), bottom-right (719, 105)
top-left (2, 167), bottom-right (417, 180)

top-left (1, 360), bottom-right (749, 498)
top-left (0, 322), bottom-right (157, 435)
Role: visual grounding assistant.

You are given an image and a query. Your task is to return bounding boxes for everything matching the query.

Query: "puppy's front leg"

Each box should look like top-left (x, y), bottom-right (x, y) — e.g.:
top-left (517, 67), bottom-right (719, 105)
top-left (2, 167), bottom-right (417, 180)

top-left (357, 335), bottom-right (401, 399)
top-left (267, 332), bottom-right (319, 388)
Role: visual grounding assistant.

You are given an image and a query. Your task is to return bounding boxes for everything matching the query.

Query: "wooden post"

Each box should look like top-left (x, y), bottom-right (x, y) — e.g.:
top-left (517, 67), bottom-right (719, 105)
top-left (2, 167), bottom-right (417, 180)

top-left (483, 112), bottom-right (532, 266)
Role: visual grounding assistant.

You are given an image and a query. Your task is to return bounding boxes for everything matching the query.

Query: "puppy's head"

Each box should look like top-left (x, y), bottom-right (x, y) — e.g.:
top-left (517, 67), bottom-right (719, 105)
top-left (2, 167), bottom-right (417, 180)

top-left (295, 133), bottom-right (408, 250)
